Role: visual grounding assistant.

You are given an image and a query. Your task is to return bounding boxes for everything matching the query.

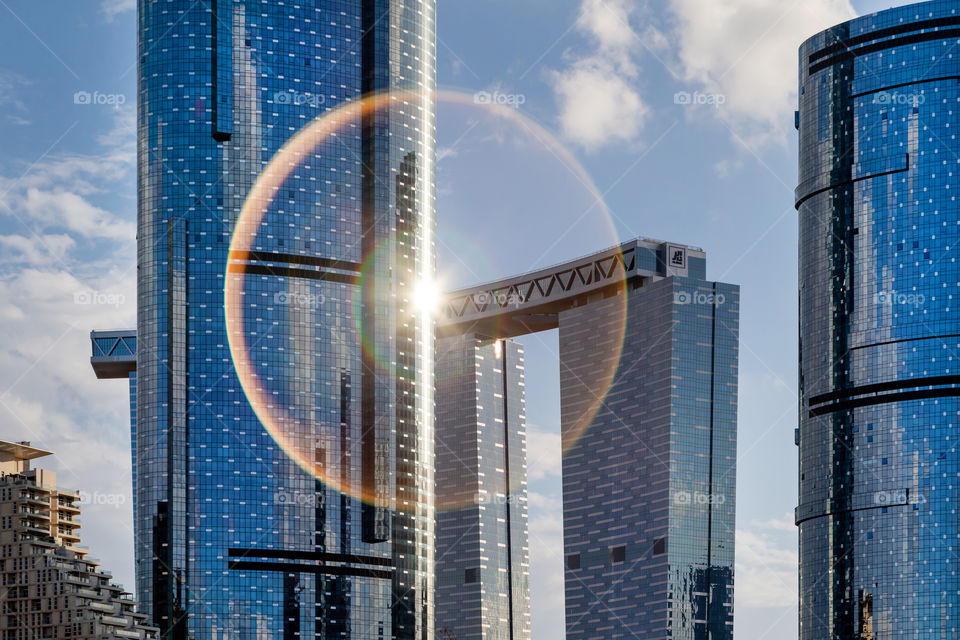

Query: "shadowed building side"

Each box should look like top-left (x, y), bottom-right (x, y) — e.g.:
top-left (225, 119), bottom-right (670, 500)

top-left (435, 335), bottom-right (531, 640)
top-left (560, 277), bottom-right (738, 640)
top-left (437, 238), bottom-right (738, 640)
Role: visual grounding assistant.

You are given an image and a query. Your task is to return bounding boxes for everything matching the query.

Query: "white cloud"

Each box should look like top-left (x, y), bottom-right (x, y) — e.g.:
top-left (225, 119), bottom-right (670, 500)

top-left (0, 107), bottom-right (137, 587)
top-left (0, 109), bottom-right (135, 250)
top-left (1, 107), bottom-right (135, 199)
top-left (437, 146), bottom-right (459, 162)
top-left (549, 0), bottom-right (856, 150)
top-left (0, 72), bottom-right (31, 126)
top-left (101, 0), bottom-right (135, 20)
top-left (0, 262), bottom-right (136, 583)
top-left (713, 158), bottom-right (744, 179)
top-left (528, 491), bottom-right (566, 638)
top-left (579, 0), bottom-right (639, 70)
top-left (0, 234), bottom-right (75, 265)
top-left (667, 0), bottom-right (855, 146)
top-left (97, 104), bottom-right (136, 151)
top-left (550, 0), bottom-right (650, 150)
top-left (552, 62), bottom-right (649, 150)
top-left (21, 188), bottom-right (134, 241)
top-left (736, 514), bottom-right (798, 609)
top-left (526, 425), bottom-right (562, 481)
top-left (0, 264), bottom-right (136, 501)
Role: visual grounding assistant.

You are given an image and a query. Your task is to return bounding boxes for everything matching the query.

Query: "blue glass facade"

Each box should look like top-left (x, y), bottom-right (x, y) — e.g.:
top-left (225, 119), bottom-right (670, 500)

top-left (797, 3), bottom-right (960, 637)
top-left (135, 1), bottom-right (436, 638)
top-left (560, 274), bottom-right (738, 640)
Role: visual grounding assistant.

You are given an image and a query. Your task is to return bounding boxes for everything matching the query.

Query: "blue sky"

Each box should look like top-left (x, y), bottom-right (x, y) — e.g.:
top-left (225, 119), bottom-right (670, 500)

top-left (0, 0), bottom-right (923, 637)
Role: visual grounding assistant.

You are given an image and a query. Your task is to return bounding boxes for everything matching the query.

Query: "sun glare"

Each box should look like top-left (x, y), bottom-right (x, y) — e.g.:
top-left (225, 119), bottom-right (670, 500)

top-left (414, 279), bottom-right (441, 316)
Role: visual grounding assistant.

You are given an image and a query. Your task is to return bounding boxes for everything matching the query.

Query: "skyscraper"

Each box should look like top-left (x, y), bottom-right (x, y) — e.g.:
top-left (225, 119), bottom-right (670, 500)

top-left (560, 265), bottom-right (737, 640)
top-left (797, 3), bottom-right (960, 637)
top-left (435, 335), bottom-right (530, 640)
top-left (438, 238), bottom-right (738, 639)
top-left (132, 2), bottom-right (436, 637)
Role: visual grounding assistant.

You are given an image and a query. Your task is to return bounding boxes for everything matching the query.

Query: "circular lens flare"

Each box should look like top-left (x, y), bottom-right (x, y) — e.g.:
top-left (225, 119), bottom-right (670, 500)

top-left (225, 88), bottom-right (628, 511)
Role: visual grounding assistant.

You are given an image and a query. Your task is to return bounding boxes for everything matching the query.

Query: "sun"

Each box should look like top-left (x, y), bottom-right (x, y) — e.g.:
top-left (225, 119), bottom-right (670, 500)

top-left (413, 278), bottom-right (441, 317)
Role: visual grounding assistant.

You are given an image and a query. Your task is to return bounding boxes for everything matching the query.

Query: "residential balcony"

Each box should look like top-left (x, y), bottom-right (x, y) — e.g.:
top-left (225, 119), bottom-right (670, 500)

top-left (58, 502), bottom-right (81, 514)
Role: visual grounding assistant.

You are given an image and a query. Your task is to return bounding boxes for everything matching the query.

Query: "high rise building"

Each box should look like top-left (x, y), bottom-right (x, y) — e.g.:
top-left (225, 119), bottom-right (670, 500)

top-left (128, 2), bottom-right (436, 637)
top-left (438, 239), bottom-right (739, 639)
top-left (435, 335), bottom-right (530, 639)
top-left (0, 440), bottom-right (157, 640)
top-left (559, 263), bottom-right (738, 640)
top-left (796, 3), bottom-right (960, 637)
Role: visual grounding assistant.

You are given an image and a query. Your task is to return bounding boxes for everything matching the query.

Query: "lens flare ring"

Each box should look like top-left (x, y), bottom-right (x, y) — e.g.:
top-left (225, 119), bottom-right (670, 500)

top-left (225, 88), bottom-right (627, 510)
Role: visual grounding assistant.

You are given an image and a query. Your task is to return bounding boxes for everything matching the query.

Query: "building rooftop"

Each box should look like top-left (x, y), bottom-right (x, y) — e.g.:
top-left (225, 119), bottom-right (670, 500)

top-left (0, 440), bottom-right (53, 463)
top-left (438, 237), bottom-right (707, 338)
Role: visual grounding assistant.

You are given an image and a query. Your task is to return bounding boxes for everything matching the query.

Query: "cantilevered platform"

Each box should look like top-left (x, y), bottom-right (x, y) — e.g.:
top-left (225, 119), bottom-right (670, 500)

top-left (0, 440), bottom-right (53, 463)
top-left (90, 330), bottom-right (137, 379)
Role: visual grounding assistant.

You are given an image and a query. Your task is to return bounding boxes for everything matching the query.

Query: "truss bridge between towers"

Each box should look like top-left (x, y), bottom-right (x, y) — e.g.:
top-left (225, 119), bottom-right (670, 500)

top-left (437, 237), bottom-right (704, 339)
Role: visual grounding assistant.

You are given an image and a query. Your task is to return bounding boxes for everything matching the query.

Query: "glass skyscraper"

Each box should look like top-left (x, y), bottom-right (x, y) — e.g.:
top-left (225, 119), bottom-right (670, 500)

top-left (435, 335), bottom-right (530, 640)
top-left (560, 271), bottom-right (738, 640)
top-left (132, 1), bottom-right (436, 638)
top-left (797, 2), bottom-right (960, 637)
top-left (438, 238), bottom-right (738, 640)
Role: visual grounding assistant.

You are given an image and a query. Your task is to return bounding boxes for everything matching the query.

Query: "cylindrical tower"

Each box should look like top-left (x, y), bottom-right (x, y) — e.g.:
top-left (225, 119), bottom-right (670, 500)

top-left (136, 1), bottom-right (435, 637)
top-left (797, 2), bottom-right (960, 637)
